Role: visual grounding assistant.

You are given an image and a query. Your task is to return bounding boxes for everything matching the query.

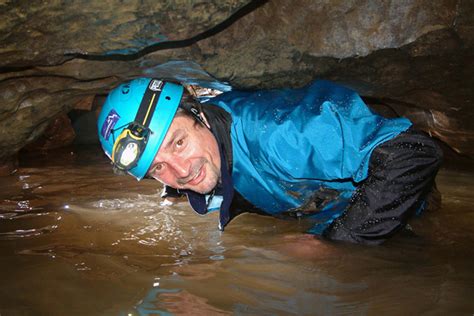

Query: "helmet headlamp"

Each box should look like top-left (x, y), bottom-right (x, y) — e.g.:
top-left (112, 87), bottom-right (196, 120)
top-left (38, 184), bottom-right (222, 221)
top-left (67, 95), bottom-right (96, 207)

top-left (111, 79), bottom-right (164, 172)
top-left (111, 123), bottom-right (150, 172)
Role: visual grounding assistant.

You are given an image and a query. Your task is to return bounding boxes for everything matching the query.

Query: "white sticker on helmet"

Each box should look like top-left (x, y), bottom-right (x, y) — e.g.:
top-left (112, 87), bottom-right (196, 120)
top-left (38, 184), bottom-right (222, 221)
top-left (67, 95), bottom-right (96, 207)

top-left (149, 79), bottom-right (163, 92)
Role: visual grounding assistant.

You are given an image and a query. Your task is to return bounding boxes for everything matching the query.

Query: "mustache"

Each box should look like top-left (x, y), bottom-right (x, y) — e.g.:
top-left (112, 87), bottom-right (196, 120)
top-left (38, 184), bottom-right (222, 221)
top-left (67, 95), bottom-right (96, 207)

top-left (176, 158), bottom-right (207, 185)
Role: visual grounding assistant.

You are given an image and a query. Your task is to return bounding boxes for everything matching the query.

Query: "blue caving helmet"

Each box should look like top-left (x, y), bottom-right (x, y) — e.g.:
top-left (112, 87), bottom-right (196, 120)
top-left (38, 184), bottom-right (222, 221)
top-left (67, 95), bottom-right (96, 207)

top-left (97, 78), bottom-right (184, 180)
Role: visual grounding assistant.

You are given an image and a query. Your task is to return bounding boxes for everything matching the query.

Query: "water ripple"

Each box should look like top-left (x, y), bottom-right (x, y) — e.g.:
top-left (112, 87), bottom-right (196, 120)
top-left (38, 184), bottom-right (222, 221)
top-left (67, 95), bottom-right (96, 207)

top-left (0, 224), bottom-right (58, 240)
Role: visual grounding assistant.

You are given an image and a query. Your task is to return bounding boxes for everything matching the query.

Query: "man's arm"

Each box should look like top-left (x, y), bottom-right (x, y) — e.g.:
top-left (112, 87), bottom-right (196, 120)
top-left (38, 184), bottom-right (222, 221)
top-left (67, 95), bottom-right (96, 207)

top-left (322, 128), bottom-right (443, 245)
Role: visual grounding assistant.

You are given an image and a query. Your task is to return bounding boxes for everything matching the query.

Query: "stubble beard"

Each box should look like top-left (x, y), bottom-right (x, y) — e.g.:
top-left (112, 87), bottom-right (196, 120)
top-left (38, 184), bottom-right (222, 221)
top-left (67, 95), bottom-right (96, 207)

top-left (192, 160), bottom-right (220, 194)
top-left (176, 158), bottom-right (220, 194)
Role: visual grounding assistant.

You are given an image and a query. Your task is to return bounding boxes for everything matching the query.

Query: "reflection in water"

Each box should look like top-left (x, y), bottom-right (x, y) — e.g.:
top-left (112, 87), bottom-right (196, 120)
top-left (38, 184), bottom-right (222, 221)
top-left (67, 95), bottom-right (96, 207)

top-left (0, 146), bottom-right (473, 315)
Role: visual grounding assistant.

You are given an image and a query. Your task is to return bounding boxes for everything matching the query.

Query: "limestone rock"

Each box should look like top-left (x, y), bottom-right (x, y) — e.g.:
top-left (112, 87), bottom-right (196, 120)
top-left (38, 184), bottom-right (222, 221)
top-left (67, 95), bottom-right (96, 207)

top-left (0, 0), bottom-right (472, 164)
top-left (0, 76), bottom-right (115, 162)
top-left (0, 0), bottom-right (250, 67)
top-left (24, 113), bottom-right (76, 151)
top-left (0, 155), bottom-right (18, 176)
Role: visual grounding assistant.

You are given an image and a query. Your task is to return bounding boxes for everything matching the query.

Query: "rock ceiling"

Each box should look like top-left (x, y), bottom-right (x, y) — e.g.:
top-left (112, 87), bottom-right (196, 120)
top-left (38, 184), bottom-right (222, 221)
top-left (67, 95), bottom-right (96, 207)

top-left (0, 0), bottom-right (472, 170)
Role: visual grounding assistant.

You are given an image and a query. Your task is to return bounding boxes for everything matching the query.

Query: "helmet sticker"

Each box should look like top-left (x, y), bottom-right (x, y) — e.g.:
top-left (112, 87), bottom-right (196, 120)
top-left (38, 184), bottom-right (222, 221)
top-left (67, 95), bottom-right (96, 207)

top-left (149, 79), bottom-right (163, 91)
top-left (101, 109), bottom-right (120, 141)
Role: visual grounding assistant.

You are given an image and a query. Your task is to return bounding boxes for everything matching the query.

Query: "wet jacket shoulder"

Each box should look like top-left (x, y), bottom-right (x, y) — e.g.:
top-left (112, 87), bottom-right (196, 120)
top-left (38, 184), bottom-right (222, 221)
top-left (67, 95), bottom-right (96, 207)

top-left (208, 80), bottom-right (412, 214)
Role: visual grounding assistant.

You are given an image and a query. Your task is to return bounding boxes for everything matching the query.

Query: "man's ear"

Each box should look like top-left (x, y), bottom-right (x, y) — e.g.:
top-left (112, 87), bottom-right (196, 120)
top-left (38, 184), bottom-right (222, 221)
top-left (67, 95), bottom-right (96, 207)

top-left (199, 111), bottom-right (212, 129)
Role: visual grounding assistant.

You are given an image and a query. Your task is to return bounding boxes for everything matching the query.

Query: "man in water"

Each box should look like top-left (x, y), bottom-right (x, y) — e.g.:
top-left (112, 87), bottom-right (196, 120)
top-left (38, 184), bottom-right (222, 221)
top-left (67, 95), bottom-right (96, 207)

top-left (97, 78), bottom-right (442, 245)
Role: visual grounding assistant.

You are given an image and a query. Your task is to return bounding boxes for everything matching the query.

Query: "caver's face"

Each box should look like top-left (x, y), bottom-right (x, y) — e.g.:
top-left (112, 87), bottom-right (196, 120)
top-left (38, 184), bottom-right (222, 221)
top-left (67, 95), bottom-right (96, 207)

top-left (147, 113), bottom-right (221, 194)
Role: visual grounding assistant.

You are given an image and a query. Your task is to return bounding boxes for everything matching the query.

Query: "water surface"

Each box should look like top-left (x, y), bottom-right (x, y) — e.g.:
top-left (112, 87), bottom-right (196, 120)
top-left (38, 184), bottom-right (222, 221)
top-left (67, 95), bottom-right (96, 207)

top-left (0, 146), bottom-right (473, 315)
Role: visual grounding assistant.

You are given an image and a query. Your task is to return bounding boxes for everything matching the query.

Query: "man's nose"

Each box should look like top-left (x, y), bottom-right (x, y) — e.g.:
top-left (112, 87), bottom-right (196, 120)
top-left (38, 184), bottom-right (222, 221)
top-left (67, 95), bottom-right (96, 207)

top-left (167, 156), bottom-right (190, 178)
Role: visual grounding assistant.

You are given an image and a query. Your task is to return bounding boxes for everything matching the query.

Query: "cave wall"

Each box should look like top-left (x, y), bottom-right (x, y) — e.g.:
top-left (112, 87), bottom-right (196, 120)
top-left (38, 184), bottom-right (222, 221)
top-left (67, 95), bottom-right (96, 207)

top-left (0, 0), bottom-right (472, 171)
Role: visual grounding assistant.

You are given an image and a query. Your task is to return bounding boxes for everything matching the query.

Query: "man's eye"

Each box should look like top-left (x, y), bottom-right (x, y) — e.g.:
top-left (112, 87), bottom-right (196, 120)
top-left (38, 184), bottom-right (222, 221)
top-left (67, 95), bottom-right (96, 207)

top-left (150, 163), bottom-right (164, 175)
top-left (176, 139), bottom-right (184, 147)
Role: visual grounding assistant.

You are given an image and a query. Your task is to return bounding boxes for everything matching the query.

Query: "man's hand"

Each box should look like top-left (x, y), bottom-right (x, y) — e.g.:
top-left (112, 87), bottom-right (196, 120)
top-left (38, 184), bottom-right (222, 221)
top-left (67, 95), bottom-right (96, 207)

top-left (160, 196), bottom-right (180, 206)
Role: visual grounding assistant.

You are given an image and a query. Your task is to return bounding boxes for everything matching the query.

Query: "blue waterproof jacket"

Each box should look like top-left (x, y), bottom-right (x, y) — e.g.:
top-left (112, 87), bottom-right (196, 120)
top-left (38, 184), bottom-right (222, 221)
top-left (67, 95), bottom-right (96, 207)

top-left (189, 80), bottom-right (412, 232)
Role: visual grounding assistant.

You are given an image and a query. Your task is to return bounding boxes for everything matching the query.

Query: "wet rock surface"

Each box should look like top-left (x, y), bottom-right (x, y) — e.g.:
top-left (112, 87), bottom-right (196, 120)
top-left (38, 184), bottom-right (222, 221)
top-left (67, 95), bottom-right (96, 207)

top-left (23, 113), bottom-right (76, 151)
top-left (0, 0), bottom-right (472, 162)
top-left (0, 1), bottom-right (249, 67)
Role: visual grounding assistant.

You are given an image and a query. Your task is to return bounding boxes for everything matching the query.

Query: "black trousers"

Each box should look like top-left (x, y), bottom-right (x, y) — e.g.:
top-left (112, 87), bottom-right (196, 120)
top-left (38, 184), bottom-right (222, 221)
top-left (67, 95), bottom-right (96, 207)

top-left (322, 128), bottom-right (443, 245)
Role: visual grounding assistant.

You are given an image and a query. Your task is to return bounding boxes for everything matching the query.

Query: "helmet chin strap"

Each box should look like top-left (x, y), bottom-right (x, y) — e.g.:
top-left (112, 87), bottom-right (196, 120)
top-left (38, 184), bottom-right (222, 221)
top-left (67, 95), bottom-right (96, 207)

top-left (180, 100), bottom-right (211, 129)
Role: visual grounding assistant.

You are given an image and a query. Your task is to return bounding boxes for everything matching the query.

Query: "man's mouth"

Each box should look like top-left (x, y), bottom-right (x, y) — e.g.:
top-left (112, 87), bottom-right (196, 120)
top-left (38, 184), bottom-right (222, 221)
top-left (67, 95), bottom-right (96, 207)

top-left (187, 164), bottom-right (205, 186)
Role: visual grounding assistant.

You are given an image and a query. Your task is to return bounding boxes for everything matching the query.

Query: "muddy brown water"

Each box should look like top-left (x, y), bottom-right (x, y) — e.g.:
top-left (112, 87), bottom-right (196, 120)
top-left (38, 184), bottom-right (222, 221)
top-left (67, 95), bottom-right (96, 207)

top-left (0, 146), bottom-right (473, 315)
